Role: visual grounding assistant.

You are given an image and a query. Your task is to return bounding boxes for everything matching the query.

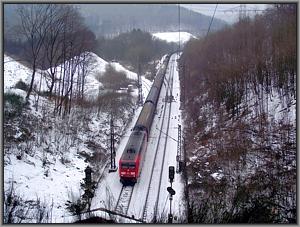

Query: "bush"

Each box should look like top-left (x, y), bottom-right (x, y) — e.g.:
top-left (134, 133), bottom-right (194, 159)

top-left (65, 198), bottom-right (86, 218)
top-left (15, 80), bottom-right (29, 91)
top-left (4, 182), bottom-right (51, 223)
top-left (4, 93), bottom-right (25, 118)
top-left (97, 64), bottom-right (134, 90)
top-left (96, 91), bottom-right (134, 118)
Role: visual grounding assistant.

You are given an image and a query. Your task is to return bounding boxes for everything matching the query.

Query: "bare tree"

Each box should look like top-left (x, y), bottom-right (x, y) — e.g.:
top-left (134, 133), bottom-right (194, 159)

top-left (17, 4), bottom-right (52, 100)
top-left (46, 5), bottom-right (96, 116)
top-left (42, 4), bottom-right (69, 97)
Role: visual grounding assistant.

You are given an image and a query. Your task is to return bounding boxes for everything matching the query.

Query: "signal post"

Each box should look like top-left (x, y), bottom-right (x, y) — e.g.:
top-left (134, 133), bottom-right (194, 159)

top-left (167, 166), bottom-right (176, 223)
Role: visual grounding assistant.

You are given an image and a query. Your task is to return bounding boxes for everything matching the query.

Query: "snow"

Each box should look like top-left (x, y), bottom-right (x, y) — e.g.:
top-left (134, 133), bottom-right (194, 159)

top-left (4, 56), bottom-right (35, 92)
top-left (183, 53), bottom-right (296, 223)
top-left (4, 34), bottom-right (186, 222)
top-left (152, 32), bottom-right (196, 44)
top-left (3, 52), bottom-right (140, 223)
top-left (210, 172), bottom-right (224, 181)
top-left (88, 53), bottom-right (186, 223)
top-left (243, 84), bottom-right (296, 126)
top-left (4, 52), bottom-right (137, 100)
top-left (109, 62), bottom-right (137, 80)
top-left (4, 146), bottom-right (87, 221)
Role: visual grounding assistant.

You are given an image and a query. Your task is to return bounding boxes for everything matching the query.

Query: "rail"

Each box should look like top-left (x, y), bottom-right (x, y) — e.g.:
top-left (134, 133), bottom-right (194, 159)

top-left (80, 207), bottom-right (144, 223)
top-left (141, 54), bottom-right (175, 222)
top-left (115, 186), bottom-right (134, 216)
top-left (153, 55), bottom-right (175, 220)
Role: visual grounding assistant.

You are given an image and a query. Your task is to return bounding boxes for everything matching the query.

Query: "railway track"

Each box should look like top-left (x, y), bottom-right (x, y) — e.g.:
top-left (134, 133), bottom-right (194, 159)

top-left (141, 55), bottom-right (175, 222)
top-left (115, 186), bottom-right (134, 216)
top-left (153, 57), bottom-right (175, 219)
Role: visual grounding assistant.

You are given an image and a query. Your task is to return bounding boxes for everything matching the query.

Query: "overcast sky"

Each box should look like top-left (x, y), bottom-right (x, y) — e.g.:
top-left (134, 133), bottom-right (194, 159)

top-left (181, 4), bottom-right (271, 24)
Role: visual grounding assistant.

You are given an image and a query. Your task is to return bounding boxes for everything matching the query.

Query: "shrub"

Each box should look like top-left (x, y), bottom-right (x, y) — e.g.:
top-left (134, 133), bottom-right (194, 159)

top-left (15, 80), bottom-right (29, 91)
top-left (4, 182), bottom-right (51, 223)
top-left (65, 198), bottom-right (86, 219)
top-left (97, 64), bottom-right (134, 90)
top-left (4, 93), bottom-right (25, 118)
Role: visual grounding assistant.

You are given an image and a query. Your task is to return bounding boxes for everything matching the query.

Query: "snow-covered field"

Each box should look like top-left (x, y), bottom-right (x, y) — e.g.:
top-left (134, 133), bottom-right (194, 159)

top-left (152, 32), bottom-right (196, 44)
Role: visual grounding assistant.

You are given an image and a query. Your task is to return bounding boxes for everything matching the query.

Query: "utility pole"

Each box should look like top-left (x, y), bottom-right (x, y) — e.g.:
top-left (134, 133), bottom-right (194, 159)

top-left (137, 58), bottom-right (143, 106)
top-left (176, 124), bottom-right (182, 173)
top-left (178, 4), bottom-right (181, 53)
top-left (109, 116), bottom-right (117, 172)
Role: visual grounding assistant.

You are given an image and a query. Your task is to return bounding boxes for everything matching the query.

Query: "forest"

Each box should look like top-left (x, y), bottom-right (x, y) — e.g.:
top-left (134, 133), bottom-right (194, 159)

top-left (95, 29), bottom-right (175, 73)
top-left (179, 4), bottom-right (296, 223)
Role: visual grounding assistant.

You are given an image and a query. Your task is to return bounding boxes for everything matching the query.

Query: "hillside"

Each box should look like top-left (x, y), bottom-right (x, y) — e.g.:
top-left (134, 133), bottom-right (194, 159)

top-left (3, 53), bottom-right (152, 223)
top-left (77, 4), bottom-right (227, 37)
top-left (4, 52), bottom-right (138, 99)
top-left (152, 32), bottom-right (196, 45)
top-left (179, 4), bottom-right (296, 223)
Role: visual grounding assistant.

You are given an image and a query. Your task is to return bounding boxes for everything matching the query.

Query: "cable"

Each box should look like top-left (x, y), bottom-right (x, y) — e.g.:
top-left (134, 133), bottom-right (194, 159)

top-left (205, 3), bottom-right (218, 38)
top-left (178, 4), bottom-right (180, 52)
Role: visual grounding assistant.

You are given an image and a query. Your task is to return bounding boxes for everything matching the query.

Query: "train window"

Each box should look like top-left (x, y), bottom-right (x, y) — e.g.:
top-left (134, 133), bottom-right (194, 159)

top-left (128, 163), bottom-right (135, 169)
top-left (121, 163), bottom-right (135, 169)
top-left (127, 149), bottom-right (135, 153)
top-left (133, 131), bottom-right (141, 135)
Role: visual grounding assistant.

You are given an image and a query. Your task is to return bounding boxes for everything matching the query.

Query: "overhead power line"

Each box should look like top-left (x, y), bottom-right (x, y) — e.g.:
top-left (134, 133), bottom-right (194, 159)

top-left (178, 3), bottom-right (180, 51)
top-left (206, 3), bottom-right (218, 38)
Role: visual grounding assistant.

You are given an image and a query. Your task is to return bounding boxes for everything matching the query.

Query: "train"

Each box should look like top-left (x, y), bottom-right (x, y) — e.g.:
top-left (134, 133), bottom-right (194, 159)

top-left (119, 54), bottom-right (171, 184)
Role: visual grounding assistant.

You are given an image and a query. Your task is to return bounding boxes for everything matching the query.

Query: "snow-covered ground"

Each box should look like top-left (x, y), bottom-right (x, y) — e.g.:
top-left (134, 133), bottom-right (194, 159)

top-left (182, 62), bottom-right (296, 222)
top-left (83, 53), bottom-right (186, 223)
top-left (3, 52), bottom-right (146, 223)
top-left (152, 32), bottom-right (196, 44)
top-left (4, 37), bottom-right (185, 222)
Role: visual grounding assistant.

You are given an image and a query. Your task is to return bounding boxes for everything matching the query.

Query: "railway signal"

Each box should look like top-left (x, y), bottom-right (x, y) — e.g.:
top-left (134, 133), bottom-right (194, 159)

top-left (167, 167), bottom-right (176, 223)
top-left (167, 186), bottom-right (176, 196)
top-left (85, 166), bottom-right (92, 185)
top-left (169, 166), bottom-right (175, 184)
top-left (167, 187), bottom-right (175, 223)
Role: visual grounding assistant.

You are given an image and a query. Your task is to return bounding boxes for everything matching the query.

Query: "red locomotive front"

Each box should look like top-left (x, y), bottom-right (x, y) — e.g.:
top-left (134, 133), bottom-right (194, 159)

top-left (119, 161), bottom-right (138, 182)
top-left (119, 130), bottom-right (147, 184)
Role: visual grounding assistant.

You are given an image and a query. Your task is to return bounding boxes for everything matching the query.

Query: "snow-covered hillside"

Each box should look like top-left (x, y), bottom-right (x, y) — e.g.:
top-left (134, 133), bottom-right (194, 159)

top-left (3, 53), bottom-right (148, 223)
top-left (4, 52), bottom-right (137, 99)
top-left (4, 55), bottom-right (36, 92)
top-left (184, 85), bottom-right (296, 223)
top-left (152, 32), bottom-right (196, 44)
